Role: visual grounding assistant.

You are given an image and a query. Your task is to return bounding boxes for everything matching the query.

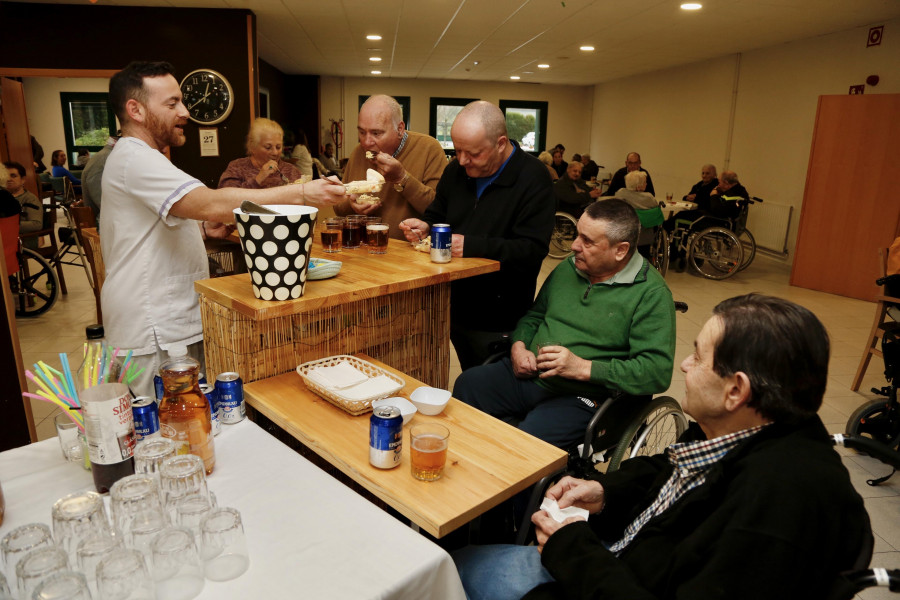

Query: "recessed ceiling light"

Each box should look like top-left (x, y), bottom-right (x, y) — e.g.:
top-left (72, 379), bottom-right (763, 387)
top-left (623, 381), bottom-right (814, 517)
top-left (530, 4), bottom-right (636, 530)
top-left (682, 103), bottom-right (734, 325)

top-left (473, 61), bottom-right (480, 65)
top-left (680, 3), bottom-right (702, 9)
top-left (366, 35), bottom-right (382, 40)
top-left (371, 70), bottom-right (382, 75)
top-left (580, 45), bottom-right (595, 52)
top-left (537, 64), bottom-right (550, 69)
top-left (510, 75), bottom-right (520, 80)
top-left (369, 57), bottom-right (382, 62)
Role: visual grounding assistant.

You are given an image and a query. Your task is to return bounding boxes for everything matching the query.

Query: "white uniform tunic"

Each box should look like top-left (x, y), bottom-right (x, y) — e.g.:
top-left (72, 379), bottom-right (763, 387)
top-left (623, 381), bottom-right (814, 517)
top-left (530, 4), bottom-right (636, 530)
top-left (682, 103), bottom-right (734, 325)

top-left (100, 137), bottom-right (208, 356)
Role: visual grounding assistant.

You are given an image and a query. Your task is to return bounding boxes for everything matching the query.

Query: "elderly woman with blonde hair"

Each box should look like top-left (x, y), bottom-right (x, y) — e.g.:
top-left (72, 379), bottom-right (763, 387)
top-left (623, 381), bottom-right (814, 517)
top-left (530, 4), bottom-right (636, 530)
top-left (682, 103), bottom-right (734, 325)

top-left (538, 151), bottom-right (559, 181)
top-left (218, 118), bottom-right (302, 189)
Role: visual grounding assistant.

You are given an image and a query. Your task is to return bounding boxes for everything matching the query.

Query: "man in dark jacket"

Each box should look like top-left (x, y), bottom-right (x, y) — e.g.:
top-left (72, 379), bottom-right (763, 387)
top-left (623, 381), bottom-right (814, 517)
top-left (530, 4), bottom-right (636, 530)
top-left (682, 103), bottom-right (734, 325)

top-left (606, 152), bottom-right (655, 196)
top-left (400, 101), bottom-right (554, 370)
top-left (454, 293), bottom-right (872, 600)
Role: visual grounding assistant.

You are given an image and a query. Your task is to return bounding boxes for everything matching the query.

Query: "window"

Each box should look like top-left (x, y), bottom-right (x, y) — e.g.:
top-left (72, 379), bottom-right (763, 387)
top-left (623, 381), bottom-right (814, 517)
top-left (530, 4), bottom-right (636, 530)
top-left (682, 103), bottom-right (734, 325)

top-left (499, 100), bottom-right (548, 154)
top-left (429, 97), bottom-right (477, 155)
top-left (60, 92), bottom-right (117, 165)
top-left (358, 95), bottom-right (412, 129)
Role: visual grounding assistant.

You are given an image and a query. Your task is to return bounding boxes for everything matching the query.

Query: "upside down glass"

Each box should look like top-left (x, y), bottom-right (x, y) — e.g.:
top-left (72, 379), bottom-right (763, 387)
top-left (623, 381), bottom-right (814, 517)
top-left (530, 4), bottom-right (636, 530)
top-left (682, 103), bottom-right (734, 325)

top-left (410, 423), bottom-right (450, 481)
top-left (151, 527), bottom-right (204, 600)
top-left (1, 522), bottom-right (53, 587)
top-left (16, 546), bottom-right (69, 600)
top-left (200, 507), bottom-right (249, 582)
top-left (96, 549), bottom-right (155, 600)
top-left (51, 491), bottom-right (111, 561)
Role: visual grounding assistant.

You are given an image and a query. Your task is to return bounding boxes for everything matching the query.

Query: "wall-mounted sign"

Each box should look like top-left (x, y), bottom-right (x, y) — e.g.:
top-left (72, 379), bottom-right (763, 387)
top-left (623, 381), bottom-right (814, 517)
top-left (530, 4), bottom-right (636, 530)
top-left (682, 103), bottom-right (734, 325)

top-left (199, 127), bottom-right (220, 157)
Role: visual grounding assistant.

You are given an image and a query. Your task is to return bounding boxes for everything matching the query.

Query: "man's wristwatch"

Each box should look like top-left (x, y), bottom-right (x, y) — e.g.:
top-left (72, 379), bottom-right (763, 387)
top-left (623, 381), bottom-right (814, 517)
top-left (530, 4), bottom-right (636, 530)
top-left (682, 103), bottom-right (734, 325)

top-left (393, 172), bottom-right (410, 192)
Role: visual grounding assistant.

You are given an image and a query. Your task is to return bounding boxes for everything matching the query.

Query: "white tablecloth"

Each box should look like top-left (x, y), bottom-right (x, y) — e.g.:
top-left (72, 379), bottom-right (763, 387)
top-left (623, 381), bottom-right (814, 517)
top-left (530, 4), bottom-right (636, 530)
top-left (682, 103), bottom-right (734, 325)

top-left (0, 420), bottom-right (465, 600)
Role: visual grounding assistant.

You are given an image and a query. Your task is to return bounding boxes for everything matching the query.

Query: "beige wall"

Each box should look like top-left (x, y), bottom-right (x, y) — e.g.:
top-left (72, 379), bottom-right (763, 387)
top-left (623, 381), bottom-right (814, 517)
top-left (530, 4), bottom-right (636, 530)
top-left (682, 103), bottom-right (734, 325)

top-left (23, 78), bottom-right (110, 166)
top-left (319, 76), bottom-right (593, 162)
top-left (590, 18), bottom-right (900, 261)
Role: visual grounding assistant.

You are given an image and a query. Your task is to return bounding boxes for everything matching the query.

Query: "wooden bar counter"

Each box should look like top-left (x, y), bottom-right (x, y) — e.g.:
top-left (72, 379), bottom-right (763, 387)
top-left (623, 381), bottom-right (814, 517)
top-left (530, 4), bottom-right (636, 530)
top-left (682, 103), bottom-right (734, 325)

top-left (195, 236), bottom-right (498, 387)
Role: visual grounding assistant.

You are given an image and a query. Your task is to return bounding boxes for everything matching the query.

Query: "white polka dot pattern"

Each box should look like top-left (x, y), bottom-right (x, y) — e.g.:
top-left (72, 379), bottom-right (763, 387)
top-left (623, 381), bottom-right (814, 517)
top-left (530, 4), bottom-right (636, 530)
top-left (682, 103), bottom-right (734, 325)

top-left (234, 206), bottom-right (318, 300)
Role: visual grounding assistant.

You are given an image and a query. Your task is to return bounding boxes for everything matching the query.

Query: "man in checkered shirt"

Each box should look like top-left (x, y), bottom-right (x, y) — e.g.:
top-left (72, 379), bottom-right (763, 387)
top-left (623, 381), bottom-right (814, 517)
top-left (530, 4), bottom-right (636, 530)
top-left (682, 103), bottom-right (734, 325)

top-left (455, 294), bottom-right (872, 600)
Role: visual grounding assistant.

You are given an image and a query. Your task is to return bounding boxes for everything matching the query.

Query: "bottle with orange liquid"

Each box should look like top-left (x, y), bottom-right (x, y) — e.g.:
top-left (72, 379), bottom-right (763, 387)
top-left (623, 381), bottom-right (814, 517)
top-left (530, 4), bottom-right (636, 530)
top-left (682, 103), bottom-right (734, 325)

top-left (157, 346), bottom-right (215, 474)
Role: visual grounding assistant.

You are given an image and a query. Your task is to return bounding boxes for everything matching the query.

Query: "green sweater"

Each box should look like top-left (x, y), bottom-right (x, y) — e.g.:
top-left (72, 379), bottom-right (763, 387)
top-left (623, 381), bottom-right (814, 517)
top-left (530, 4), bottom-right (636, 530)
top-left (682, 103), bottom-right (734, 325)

top-left (512, 253), bottom-right (675, 397)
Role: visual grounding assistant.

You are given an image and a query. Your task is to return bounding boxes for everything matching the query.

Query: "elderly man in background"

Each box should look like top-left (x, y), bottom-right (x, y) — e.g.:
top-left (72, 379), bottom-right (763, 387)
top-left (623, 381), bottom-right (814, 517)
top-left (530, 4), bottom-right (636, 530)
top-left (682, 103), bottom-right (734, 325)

top-left (101, 61), bottom-right (344, 397)
top-left (454, 294), bottom-right (871, 600)
top-left (81, 135), bottom-right (118, 220)
top-left (683, 163), bottom-right (718, 206)
top-left (606, 152), bottom-right (655, 197)
top-left (554, 160), bottom-right (601, 218)
top-left (453, 199), bottom-right (674, 447)
top-left (335, 95), bottom-right (446, 240)
top-left (319, 142), bottom-right (342, 177)
top-left (400, 101), bottom-right (555, 370)
top-left (707, 170), bottom-right (749, 220)
top-left (580, 153), bottom-right (600, 182)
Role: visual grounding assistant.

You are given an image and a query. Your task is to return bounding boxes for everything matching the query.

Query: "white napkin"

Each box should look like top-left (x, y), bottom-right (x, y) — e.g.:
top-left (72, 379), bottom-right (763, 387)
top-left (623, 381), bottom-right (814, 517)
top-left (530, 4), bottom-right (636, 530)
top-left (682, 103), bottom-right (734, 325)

top-left (340, 375), bottom-right (399, 401)
top-left (540, 497), bottom-right (589, 523)
top-left (307, 361), bottom-right (369, 390)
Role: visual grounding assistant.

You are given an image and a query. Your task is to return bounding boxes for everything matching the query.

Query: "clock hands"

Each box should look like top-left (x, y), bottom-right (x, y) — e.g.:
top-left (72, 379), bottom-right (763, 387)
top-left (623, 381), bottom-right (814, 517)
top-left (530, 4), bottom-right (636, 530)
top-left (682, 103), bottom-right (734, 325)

top-left (188, 83), bottom-right (213, 110)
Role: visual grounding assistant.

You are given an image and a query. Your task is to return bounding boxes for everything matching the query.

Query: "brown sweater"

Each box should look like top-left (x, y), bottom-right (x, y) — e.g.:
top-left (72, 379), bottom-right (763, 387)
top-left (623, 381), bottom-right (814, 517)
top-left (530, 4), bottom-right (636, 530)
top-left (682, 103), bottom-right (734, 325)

top-left (335, 131), bottom-right (447, 239)
top-left (217, 157), bottom-right (301, 189)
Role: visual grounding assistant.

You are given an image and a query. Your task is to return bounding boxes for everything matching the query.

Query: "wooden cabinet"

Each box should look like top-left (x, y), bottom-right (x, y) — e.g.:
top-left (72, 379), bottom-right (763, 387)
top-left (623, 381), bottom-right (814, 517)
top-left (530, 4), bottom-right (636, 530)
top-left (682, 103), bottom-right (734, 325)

top-left (791, 94), bottom-right (900, 301)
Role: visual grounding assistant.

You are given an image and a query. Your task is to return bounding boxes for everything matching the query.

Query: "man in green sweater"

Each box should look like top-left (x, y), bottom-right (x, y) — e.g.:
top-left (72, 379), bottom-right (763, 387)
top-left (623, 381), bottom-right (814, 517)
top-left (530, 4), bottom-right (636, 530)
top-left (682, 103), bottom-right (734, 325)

top-left (453, 199), bottom-right (675, 448)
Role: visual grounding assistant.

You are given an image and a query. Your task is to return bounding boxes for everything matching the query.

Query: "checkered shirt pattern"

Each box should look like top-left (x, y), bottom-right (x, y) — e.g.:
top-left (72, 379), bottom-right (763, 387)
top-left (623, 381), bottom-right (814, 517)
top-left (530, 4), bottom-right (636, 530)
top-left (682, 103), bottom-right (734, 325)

top-left (608, 424), bottom-right (767, 554)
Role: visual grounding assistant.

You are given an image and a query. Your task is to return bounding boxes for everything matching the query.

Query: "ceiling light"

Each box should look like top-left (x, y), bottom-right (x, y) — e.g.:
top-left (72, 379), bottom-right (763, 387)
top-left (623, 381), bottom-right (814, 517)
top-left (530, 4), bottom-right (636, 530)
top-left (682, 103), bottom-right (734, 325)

top-left (537, 64), bottom-right (550, 69)
top-left (371, 70), bottom-right (382, 75)
top-left (473, 61), bottom-right (480, 65)
top-left (680, 3), bottom-right (702, 9)
top-left (366, 35), bottom-right (382, 40)
top-left (510, 75), bottom-right (520, 80)
top-left (579, 45), bottom-right (595, 52)
top-left (369, 57), bottom-right (382, 62)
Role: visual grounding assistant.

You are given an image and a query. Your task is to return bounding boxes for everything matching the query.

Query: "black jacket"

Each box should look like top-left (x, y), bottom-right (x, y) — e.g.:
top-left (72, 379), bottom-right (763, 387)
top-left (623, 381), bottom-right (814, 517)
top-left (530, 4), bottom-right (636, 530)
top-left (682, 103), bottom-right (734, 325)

top-left (424, 145), bottom-right (554, 331)
top-left (607, 167), bottom-right (655, 197)
top-left (526, 417), bottom-right (871, 600)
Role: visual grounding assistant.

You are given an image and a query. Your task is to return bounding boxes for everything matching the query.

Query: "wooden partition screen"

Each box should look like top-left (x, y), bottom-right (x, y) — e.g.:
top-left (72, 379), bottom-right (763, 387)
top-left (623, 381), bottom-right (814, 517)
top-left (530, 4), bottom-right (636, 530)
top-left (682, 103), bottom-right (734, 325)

top-left (791, 94), bottom-right (900, 301)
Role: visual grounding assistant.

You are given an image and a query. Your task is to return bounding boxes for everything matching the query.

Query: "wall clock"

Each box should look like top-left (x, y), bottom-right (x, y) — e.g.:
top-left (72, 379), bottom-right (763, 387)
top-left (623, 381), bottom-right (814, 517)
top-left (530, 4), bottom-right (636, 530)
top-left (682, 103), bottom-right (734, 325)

top-left (180, 69), bottom-right (234, 125)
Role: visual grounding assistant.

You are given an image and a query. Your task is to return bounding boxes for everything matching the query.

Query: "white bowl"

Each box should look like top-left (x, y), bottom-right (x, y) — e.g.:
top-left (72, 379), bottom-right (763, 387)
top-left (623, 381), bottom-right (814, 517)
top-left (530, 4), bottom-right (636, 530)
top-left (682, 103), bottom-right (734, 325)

top-left (409, 387), bottom-right (451, 416)
top-left (372, 397), bottom-right (417, 424)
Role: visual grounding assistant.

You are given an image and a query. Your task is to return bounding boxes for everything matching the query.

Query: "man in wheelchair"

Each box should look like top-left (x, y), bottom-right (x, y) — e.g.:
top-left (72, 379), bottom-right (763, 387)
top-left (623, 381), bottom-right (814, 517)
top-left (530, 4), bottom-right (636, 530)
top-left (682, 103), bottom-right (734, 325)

top-left (455, 294), bottom-right (871, 600)
top-left (453, 199), bottom-right (676, 448)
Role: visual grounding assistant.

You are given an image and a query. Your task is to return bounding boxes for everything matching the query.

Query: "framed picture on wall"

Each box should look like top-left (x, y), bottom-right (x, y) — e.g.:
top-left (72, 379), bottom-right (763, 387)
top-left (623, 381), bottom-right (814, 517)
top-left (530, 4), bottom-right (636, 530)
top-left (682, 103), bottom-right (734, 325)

top-left (358, 95), bottom-right (412, 129)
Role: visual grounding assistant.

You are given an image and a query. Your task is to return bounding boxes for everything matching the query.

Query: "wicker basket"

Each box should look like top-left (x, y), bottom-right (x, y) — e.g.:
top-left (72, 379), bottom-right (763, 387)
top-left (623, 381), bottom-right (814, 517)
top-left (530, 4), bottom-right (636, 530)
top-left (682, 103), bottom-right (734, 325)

top-left (296, 355), bottom-right (405, 416)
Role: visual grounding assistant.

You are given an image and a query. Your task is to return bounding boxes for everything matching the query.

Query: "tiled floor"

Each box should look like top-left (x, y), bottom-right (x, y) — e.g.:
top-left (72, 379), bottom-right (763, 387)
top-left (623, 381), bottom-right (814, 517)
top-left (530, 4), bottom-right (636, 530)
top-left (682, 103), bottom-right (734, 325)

top-left (16, 250), bottom-right (897, 598)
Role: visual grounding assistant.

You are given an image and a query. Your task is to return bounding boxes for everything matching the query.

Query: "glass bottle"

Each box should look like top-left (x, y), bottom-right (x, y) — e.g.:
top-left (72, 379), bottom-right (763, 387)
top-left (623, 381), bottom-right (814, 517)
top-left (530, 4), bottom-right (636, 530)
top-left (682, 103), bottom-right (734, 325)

top-left (158, 347), bottom-right (215, 475)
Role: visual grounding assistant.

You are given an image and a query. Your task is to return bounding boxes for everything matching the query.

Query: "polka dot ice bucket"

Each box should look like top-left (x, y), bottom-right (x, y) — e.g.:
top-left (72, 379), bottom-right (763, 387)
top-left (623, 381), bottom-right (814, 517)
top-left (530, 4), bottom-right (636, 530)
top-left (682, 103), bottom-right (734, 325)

top-left (233, 205), bottom-right (318, 301)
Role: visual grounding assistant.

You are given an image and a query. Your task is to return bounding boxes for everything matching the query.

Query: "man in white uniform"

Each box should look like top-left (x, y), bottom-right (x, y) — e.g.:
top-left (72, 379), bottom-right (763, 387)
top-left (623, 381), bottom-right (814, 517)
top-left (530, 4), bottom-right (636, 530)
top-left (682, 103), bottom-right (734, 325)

top-left (102, 61), bottom-right (345, 396)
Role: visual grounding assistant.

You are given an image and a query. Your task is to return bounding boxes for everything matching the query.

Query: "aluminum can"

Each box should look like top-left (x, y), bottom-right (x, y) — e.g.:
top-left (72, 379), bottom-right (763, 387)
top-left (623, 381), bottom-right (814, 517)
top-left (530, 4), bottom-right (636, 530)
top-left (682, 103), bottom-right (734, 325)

top-left (202, 383), bottom-right (221, 436)
top-left (153, 374), bottom-right (164, 401)
top-left (132, 396), bottom-right (160, 442)
top-left (369, 406), bottom-right (403, 469)
top-left (215, 372), bottom-right (245, 424)
top-left (430, 223), bottom-right (452, 264)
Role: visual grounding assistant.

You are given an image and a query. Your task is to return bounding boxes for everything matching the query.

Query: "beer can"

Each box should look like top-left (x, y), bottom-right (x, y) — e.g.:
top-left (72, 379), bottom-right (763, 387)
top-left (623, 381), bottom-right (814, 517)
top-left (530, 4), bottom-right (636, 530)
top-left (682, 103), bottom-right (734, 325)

top-left (430, 224), bottom-right (452, 264)
top-left (132, 396), bottom-right (161, 442)
top-left (153, 374), bottom-right (164, 401)
top-left (201, 383), bottom-right (221, 436)
top-left (369, 406), bottom-right (403, 469)
top-left (215, 372), bottom-right (245, 424)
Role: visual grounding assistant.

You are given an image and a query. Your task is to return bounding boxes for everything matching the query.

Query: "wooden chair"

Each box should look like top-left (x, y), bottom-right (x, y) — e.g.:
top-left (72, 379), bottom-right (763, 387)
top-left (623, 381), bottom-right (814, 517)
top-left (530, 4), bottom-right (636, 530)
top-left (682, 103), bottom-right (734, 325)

top-left (851, 247), bottom-right (900, 391)
top-left (80, 226), bottom-right (104, 324)
top-left (56, 203), bottom-right (94, 283)
top-left (19, 193), bottom-right (67, 295)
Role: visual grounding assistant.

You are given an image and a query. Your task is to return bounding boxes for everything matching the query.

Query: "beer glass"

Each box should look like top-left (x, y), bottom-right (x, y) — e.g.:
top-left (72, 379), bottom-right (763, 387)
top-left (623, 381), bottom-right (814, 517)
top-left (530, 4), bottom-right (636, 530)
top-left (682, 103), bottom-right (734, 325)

top-left (321, 218), bottom-right (343, 253)
top-left (410, 423), bottom-right (450, 481)
top-left (366, 223), bottom-right (390, 254)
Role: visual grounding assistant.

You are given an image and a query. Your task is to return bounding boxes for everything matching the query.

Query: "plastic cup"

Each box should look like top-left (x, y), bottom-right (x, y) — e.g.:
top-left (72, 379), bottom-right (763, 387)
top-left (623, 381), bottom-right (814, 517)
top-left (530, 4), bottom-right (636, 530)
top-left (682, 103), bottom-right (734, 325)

top-left (199, 507), bottom-right (249, 582)
top-left (410, 423), bottom-right (450, 482)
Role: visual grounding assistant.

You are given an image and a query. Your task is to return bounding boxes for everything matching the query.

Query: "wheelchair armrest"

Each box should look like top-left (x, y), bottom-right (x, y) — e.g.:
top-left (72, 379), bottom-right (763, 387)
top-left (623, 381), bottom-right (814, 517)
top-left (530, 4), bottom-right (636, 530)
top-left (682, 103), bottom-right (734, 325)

top-left (581, 392), bottom-right (626, 460)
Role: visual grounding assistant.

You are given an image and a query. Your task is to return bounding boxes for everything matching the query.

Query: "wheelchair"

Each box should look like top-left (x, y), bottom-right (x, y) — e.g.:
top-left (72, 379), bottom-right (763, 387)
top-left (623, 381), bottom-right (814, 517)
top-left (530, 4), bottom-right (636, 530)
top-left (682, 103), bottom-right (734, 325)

top-left (548, 211), bottom-right (578, 259)
top-left (667, 196), bottom-right (761, 280)
top-left (1, 215), bottom-right (60, 318)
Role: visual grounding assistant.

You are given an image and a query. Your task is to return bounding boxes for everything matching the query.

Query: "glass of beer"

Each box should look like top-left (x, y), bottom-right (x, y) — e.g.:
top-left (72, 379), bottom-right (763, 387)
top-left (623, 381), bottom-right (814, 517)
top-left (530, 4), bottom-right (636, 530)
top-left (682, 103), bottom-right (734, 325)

top-left (410, 423), bottom-right (449, 481)
top-left (666, 192), bottom-right (673, 202)
top-left (366, 223), bottom-right (390, 254)
top-left (322, 218), bottom-right (343, 253)
top-left (342, 215), bottom-right (364, 248)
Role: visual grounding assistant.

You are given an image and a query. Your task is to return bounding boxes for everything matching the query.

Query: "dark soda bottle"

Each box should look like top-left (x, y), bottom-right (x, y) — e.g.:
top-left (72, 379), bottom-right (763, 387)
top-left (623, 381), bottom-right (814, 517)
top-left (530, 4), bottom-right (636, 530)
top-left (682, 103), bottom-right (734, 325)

top-left (81, 382), bottom-right (136, 493)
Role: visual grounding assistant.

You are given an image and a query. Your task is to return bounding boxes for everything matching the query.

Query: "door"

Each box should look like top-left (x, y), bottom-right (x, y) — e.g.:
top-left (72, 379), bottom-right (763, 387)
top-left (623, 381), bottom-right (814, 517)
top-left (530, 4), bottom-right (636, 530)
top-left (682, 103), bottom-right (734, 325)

top-left (1, 77), bottom-right (39, 197)
top-left (791, 94), bottom-right (900, 301)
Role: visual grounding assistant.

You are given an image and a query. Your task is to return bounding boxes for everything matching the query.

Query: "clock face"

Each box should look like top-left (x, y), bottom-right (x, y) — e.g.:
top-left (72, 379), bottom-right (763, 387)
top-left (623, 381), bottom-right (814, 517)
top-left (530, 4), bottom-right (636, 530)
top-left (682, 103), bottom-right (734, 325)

top-left (180, 69), bottom-right (234, 125)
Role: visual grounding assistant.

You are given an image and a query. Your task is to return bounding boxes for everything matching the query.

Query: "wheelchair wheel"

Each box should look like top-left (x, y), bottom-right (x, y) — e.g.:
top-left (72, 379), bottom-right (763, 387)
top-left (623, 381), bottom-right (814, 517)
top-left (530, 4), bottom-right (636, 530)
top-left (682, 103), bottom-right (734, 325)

top-left (737, 229), bottom-right (756, 272)
top-left (608, 396), bottom-right (687, 471)
top-left (846, 399), bottom-right (900, 450)
top-left (548, 212), bottom-right (578, 259)
top-left (649, 228), bottom-right (669, 277)
top-left (11, 248), bottom-right (60, 318)
top-left (689, 227), bottom-right (743, 280)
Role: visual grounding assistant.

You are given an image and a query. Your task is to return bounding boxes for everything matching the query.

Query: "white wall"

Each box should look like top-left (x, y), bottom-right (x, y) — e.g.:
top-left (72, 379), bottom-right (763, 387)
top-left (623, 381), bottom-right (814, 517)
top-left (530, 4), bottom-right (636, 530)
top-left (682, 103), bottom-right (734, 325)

top-left (319, 76), bottom-right (593, 162)
top-left (23, 77), bottom-right (110, 166)
top-left (590, 18), bottom-right (900, 262)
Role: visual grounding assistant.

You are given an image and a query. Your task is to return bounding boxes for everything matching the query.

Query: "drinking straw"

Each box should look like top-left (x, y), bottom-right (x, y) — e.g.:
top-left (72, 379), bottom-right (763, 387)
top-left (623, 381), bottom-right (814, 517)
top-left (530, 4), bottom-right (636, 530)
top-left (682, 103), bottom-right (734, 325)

top-left (118, 350), bottom-right (134, 383)
top-left (82, 344), bottom-right (92, 389)
top-left (34, 362), bottom-right (66, 401)
top-left (25, 370), bottom-right (60, 402)
top-left (23, 393), bottom-right (83, 430)
top-left (126, 366), bottom-right (145, 384)
top-left (59, 352), bottom-right (80, 406)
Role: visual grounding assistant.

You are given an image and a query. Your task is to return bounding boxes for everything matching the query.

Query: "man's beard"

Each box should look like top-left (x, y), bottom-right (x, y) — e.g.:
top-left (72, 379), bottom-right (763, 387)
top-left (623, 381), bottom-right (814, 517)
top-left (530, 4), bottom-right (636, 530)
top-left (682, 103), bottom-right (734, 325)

top-left (146, 109), bottom-right (186, 149)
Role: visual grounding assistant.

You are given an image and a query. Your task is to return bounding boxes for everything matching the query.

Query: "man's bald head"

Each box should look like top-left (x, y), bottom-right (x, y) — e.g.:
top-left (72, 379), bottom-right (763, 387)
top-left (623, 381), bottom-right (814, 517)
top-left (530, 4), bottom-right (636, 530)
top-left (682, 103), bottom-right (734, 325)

top-left (450, 100), bottom-right (512, 178)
